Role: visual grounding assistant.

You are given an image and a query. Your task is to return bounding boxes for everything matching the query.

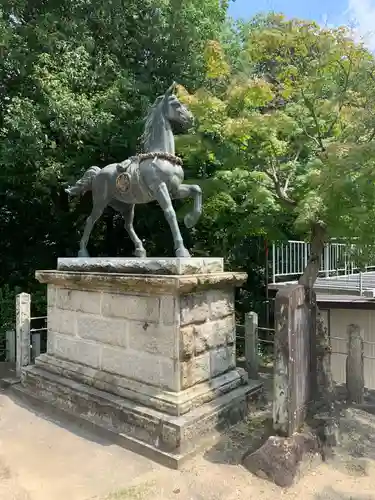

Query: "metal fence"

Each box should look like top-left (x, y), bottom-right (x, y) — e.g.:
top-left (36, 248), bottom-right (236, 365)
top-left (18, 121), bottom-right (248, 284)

top-left (271, 240), bottom-right (375, 283)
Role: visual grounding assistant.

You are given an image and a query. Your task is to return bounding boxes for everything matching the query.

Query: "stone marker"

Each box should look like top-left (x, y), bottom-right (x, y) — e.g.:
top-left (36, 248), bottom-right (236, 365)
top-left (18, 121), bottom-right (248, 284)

top-left (242, 432), bottom-right (320, 488)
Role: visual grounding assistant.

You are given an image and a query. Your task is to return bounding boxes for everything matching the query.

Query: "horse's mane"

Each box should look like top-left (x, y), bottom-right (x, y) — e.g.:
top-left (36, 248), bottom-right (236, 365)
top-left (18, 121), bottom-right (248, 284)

top-left (142, 95), bottom-right (165, 152)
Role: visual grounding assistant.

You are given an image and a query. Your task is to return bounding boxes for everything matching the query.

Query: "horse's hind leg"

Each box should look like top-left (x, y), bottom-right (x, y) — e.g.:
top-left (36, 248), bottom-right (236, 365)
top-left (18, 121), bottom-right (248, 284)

top-left (110, 201), bottom-right (146, 257)
top-left (78, 201), bottom-right (107, 257)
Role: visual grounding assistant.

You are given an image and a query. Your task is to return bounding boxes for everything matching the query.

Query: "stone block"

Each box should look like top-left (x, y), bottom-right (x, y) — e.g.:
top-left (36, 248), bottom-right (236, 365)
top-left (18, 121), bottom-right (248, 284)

top-left (54, 334), bottom-right (101, 368)
top-left (194, 316), bottom-right (235, 354)
top-left (47, 330), bottom-right (56, 354)
top-left (179, 326), bottom-right (194, 360)
top-left (57, 257), bottom-right (224, 275)
top-left (208, 289), bottom-right (234, 320)
top-left (210, 345), bottom-right (236, 378)
top-left (77, 314), bottom-right (127, 348)
top-left (161, 423), bottom-right (179, 451)
top-left (128, 321), bottom-right (177, 358)
top-left (193, 321), bottom-right (212, 354)
top-left (181, 352), bottom-right (210, 389)
top-left (47, 285), bottom-right (56, 308)
top-left (101, 293), bottom-right (160, 322)
top-left (160, 296), bottom-right (177, 325)
top-left (101, 346), bottom-right (177, 390)
top-left (55, 289), bottom-right (101, 315)
top-left (180, 293), bottom-right (209, 326)
top-left (48, 308), bottom-right (76, 336)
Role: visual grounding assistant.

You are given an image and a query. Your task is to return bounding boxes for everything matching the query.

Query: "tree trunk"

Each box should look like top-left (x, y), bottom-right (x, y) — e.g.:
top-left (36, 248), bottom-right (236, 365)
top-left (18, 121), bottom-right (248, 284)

top-left (311, 313), bottom-right (340, 459)
top-left (298, 223), bottom-right (339, 457)
top-left (298, 223), bottom-right (326, 287)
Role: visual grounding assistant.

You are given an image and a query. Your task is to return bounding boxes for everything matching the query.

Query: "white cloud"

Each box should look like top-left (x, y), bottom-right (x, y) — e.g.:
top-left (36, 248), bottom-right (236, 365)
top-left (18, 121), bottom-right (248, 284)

top-left (346, 0), bottom-right (375, 51)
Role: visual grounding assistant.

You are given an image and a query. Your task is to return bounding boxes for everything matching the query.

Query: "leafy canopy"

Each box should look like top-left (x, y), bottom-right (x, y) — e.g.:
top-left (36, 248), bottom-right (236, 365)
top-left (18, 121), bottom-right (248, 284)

top-left (178, 14), bottom-right (375, 252)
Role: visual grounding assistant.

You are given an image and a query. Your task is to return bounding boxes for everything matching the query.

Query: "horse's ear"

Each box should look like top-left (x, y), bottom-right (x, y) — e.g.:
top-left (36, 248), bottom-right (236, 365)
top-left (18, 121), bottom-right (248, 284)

top-left (165, 82), bottom-right (177, 96)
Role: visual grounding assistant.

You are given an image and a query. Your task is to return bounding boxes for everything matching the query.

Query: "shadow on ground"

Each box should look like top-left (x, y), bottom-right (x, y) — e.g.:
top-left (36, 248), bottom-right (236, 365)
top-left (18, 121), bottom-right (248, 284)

top-left (2, 386), bottom-right (116, 448)
top-left (203, 371), bottom-right (273, 466)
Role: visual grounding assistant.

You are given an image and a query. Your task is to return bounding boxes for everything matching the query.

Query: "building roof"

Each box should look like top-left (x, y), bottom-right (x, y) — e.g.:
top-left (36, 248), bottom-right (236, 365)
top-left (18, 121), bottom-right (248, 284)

top-left (269, 271), bottom-right (375, 298)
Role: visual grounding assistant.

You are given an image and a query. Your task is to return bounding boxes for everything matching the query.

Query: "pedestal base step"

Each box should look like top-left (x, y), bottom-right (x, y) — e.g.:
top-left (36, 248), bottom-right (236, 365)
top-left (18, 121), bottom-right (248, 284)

top-left (18, 365), bottom-right (262, 469)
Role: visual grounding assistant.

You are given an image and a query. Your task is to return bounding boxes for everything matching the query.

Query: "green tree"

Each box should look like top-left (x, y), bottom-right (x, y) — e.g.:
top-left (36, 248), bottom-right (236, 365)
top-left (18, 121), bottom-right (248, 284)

top-left (178, 14), bottom-right (375, 286)
top-left (0, 0), bottom-right (229, 329)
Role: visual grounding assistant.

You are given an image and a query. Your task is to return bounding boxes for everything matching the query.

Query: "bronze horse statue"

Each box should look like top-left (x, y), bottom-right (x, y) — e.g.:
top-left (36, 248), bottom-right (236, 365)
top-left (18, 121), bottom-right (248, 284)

top-left (66, 82), bottom-right (202, 258)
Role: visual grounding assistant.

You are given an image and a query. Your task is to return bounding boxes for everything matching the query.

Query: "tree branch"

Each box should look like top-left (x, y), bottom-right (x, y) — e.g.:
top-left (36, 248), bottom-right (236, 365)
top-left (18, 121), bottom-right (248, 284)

top-left (264, 165), bottom-right (297, 208)
top-left (326, 57), bottom-right (353, 137)
top-left (301, 88), bottom-right (325, 152)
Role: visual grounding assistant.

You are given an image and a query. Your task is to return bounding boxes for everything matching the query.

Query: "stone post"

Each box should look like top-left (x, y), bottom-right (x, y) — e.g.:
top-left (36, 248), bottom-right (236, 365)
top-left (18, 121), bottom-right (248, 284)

top-left (16, 292), bottom-right (31, 377)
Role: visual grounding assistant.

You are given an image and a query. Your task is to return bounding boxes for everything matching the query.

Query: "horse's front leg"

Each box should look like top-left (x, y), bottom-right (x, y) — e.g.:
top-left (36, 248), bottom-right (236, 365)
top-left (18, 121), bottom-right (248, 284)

top-left (173, 184), bottom-right (202, 229)
top-left (153, 182), bottom-right (190, 258)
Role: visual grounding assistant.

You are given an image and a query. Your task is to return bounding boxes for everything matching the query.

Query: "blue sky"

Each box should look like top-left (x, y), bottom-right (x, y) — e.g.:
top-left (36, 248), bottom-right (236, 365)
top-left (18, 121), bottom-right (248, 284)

top-left (227, 0), bottom-right (375, 50)
top-left (228, 0), bottom-right (345, 25)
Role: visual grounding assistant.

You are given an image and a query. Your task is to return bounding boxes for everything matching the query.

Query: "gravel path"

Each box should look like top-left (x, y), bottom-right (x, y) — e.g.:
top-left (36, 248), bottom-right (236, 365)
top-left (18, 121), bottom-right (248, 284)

top-left (1, 388), bottom-right (375, 500)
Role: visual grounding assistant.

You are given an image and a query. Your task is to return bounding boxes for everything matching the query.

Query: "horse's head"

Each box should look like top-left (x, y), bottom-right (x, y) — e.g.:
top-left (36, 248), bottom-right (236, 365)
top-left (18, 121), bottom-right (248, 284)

top-left (163, 82), bottom-right (194, 129)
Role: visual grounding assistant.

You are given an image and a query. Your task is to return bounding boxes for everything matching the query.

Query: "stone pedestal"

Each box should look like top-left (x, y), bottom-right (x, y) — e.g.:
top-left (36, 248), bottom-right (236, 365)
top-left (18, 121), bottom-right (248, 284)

top-left (19, 258), bottom-right (262, 467)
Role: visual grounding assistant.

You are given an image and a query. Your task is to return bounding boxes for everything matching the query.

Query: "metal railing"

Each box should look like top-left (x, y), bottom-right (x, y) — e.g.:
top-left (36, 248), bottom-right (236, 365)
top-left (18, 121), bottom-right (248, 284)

top-left (271, 240), bottom-right (375, 283)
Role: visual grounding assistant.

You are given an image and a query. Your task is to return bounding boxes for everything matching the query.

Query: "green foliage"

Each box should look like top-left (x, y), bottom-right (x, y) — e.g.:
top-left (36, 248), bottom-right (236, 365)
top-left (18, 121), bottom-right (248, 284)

top-left (4, 7), bottom-right (375, 325)
top-left (179, 14), bottom-right (375, 253)
top-left (0, 0), bottom-right (229, 326)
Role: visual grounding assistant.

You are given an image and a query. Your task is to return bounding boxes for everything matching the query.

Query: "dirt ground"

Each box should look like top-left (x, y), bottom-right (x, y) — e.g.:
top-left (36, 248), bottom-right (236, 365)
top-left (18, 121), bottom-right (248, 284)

top-left (2, 384), bottom-right (375, 500)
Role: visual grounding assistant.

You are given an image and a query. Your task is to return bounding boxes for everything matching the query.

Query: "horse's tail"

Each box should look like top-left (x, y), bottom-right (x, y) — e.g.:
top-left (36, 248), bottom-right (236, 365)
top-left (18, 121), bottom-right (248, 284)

top-left (65, 166), bottom-right (101, 196)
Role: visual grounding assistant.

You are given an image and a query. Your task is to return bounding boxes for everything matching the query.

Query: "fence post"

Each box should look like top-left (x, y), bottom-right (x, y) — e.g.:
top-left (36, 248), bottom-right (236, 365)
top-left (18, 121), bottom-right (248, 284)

top-left (16, 293), bottom-right (31, 377)
top-left (245, 312), bottom-right (259, 379)
top-left (5, 330), bottom-right (16, 362)
top-left (324, 244), bottom-right (329, 277)
top-left (346, 324), bottom-right (364, 404)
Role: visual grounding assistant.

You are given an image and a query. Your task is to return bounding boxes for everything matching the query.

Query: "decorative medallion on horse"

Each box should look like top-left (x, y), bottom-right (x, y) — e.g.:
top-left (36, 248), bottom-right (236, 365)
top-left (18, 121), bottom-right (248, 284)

top-left (66, 82), bottom-right (202, 258)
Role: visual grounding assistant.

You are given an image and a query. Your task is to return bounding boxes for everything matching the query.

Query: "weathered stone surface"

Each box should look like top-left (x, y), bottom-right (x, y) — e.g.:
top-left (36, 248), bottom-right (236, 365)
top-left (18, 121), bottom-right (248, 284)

top-left (181, 353), bottom-right (210, 389)
top-left (242, 433), bottom-right (320, 488)
top-left (19, 364), bottom-right (262, 467)
top-left (53, 334), bottom-right (101, 368)
top-left (179, 326), bottom-right (195, 360)
top-left (180, 293), bottom-right (210, 326)
top-left (101, 293), bottom-right (160, 322)
top-left (36, 270), bottom-right (247, 295)
top-left (160, 296), bottom-right (177, 325)
top-left (57, 257), bottom-right (224, 275)
top-left (55, 288), bottom-right (101, 315)
top-left (32, 264), bottom-right (255, 469)
top-left (47, 285), bottom-right (56, 308)
top-left (194, 316), bottom-right (235, 354)
top-left (77, 314), bottom-right (128, 348)
top-left (34, 353), bottom-right (247, 416)
top-left (128, 321), bottom-right (177, 358)
top-left (48, 308), bottom-right (77, 336)
top-left (210, 345), bottom-right (236, 377)
top-left (208, 290), bottom-right (234, 320)
top-left (101, 346), bottom-right (177, 390)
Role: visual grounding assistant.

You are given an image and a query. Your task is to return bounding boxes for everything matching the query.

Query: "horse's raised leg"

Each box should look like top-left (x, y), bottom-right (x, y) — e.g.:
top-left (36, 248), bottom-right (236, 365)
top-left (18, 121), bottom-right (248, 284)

top-left (153, 182), bottom-right (190, 258)
top-left (78, 202), bottom-right (107, 257)
top-left (109, 201), bottom-right (146, 258)
top-left (173, 184), bottom-right (202, 228)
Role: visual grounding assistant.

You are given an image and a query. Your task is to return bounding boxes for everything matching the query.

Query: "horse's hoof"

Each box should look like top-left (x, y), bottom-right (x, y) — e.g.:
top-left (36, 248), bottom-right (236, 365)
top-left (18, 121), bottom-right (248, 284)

top-left (134, 248), bottom-right (147, 258)
top-left (176, 247), bottom-right (190, 258)
top-left (78, 249), bottom-right (90, 258)
top-left (184, 213), bottom-right (199, 229)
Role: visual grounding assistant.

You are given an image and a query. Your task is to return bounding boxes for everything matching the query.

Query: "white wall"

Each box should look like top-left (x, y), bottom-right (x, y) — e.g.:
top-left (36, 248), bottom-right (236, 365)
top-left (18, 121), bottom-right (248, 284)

top-left (322, 308), bottom-right (375, 390)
